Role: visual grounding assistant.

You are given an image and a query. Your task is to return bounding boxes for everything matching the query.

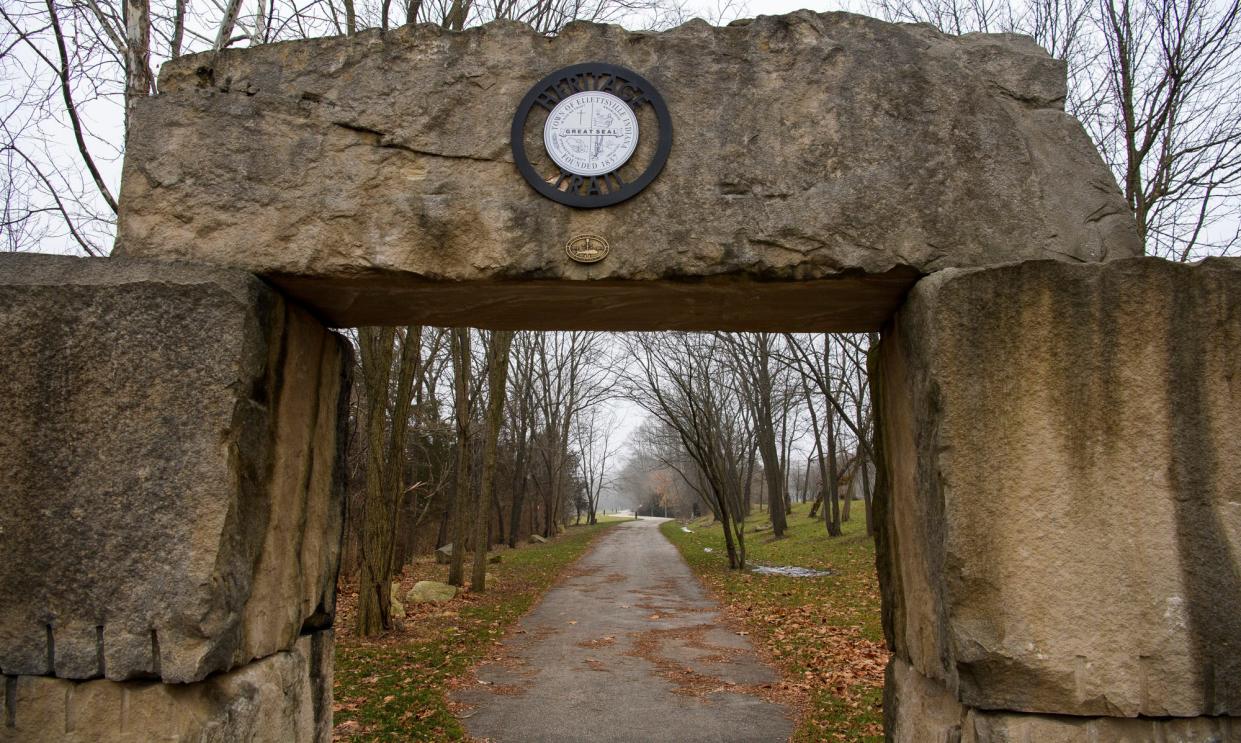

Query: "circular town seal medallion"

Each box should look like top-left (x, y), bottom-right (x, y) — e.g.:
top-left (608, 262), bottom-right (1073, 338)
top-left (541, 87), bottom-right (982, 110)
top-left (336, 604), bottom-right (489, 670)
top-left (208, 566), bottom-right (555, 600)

top-left (544, 92), bottom-right (640, 177)
top-left (511, 63), bottom-right (672, 209)
top-left (565, 234), bottom-right (610, 264)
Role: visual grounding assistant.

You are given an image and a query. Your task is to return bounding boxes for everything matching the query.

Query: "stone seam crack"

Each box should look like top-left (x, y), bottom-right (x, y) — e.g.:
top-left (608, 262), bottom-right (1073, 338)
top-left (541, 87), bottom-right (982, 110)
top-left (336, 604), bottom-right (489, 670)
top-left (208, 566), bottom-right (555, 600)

top-left (332, 121), bottom-right (498, 163)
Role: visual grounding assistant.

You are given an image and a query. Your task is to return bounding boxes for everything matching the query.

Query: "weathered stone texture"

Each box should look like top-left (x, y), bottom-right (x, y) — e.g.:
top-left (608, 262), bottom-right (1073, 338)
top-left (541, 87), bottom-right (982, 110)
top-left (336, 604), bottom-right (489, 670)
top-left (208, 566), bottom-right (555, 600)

top-left (0, 255), bottom-right (351, 684)
top-left (886, 657), bottom-right (1241, 743)
top-left (964, 709), bottom-right (1241, 742)
top-left (885, 655), bottom-right (966, 743)
top-left (115, 12), bottom-right (1139, 329)
top-left (875, 257), bottom-right (1241, 718)
top-left (0, 631), bottom-right (333, 742)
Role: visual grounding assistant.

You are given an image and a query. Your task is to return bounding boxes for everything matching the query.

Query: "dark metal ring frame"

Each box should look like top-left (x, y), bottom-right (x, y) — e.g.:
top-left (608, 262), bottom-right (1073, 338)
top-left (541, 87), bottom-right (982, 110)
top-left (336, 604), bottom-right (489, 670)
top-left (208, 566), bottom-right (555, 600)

top-left (511, 62), bottom-right (673, 209)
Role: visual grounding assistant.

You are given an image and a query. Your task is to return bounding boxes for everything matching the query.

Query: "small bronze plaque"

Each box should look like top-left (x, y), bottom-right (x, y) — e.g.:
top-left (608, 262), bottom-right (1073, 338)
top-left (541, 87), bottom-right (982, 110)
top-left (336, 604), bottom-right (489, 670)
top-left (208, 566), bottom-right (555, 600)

top-left (565, 234), bottom-right (610, 264)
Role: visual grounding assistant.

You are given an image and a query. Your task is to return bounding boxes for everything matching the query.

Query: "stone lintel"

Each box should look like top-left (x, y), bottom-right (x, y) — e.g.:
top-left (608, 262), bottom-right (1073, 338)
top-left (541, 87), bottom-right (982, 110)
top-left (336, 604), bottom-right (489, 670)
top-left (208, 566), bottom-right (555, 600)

top-left (269, 269), bottom-right (920, 330)
top-left (116, 11), bottom-right (1140, 326)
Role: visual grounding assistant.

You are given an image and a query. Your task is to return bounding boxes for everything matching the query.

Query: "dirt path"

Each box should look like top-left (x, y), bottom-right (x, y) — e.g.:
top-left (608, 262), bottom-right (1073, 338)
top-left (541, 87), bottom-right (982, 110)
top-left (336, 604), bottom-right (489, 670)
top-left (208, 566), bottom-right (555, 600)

top-left (452, 518), bottom-right (795, 742)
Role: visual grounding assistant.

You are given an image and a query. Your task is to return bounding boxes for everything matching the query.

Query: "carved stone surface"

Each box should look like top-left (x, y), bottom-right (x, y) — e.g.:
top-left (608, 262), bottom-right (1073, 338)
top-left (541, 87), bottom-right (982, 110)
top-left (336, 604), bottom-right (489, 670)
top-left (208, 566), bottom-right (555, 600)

top-left (0, 631), bottom-right (334, 743)
top-left (0, 255), bottom-right (351, 684)
top-left (875, 257), bottom-right (1241, 717)
top-left (115, 12), bottom-right (1139, 329)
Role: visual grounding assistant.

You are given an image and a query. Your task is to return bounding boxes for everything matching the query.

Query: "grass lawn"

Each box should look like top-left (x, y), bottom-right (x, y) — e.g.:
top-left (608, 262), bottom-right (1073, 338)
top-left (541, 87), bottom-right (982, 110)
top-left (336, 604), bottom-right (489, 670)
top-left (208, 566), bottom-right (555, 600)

top-left (332, 521), bottom-right (621, 741)
top-left (660, 505), bottom-right (887, 742)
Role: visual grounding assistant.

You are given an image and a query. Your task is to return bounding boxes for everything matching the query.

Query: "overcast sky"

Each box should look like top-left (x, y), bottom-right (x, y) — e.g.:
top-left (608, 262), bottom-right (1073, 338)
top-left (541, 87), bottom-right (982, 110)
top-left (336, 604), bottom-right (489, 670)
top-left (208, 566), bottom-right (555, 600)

top-left (739, 0), bottom-right (857, 16)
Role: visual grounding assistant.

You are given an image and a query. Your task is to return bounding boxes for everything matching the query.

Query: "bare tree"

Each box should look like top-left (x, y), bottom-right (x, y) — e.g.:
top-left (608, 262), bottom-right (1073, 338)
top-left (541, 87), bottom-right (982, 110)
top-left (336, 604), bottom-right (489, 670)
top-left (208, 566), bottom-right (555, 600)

top-left (837, 333), bottom-right (877, 534)
top-left (779, 333), bottom-right (876, 537)
top-left (720, 333), bottom-right (789, 537)
top-left (624, 332), bottom-right (749, 568)
top-left (505, 332), bottom-right (539, 547)
top-left (471, 329), bottom-right (513, 591)
top-left (870, 0), bottom-right (1241, 259)
top-left (1095, 0), bottom-right (1241, 258)
top-left (531, 331), bottom-right (614, 537)
top-left (574, 406), bottom-right (622, 525)
top-left (447, 327), bottom-right (473, 587)
top-left (355, 326), bottom-right (420, 635)
top-left (2, 0), bottom-right (125, 254)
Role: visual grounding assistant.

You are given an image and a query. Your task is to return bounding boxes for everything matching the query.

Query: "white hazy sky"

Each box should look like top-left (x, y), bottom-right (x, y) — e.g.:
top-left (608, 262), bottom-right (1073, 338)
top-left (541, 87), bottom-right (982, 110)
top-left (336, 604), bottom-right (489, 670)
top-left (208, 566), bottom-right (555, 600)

top-left (738, 0), bottom-right (857, 16)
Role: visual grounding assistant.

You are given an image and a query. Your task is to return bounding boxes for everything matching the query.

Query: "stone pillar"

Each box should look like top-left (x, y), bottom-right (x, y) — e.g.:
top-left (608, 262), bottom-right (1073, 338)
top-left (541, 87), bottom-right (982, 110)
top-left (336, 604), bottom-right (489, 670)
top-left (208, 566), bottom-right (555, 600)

top-left (874, 257), bottom-right (1241, 740)
top-left (0, 255), bottom-right (350, 742)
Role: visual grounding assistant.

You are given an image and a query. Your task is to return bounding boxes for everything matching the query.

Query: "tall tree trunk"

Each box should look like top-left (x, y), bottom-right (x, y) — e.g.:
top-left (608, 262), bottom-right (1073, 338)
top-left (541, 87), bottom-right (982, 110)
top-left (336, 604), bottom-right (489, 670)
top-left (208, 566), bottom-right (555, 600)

top-left (861, 452), bottom-right (874, 536)
top-left (862, 331), bottom-right (878, 536)
top-left (825, 380), bottom-right (842, 536)
top-left (801, 460), bottom-right (812, 505)
top-left (542, 465), bottom-right (556, 538)
top-left (719, 507), bottom-right (739, 569)
top-left (549, 414), bottom-right (573, 535)
top-left (778, 395), bottom-right (794, 512)
top-left (170, 0), bottom-right (185, 58)
top-left (342, 0), bottom-right (357, 33)
top-left (491, 485), bottom-right (506, 548)
top-left (506, 383), bottom-right (532, 547)
top-left (842, 464), bottom-right (853, 522)
top-left (733, 521), bottom-right (747, 569)
top-left (507, 464), bottom-right (528, 547)
top-left (443, 0), bottom-right (470, 29)
top-left (823, 335), bottom-right (843, 536)
top-left (356, 327), bottom-right (395, 637)
top-left (471, 331), bottom-right (513, 592)
top-left (801, 374), bottom-right (828, 521)
top-left (448, 328), bottom-right (472, 587)
top-left (123, 0), bottom-right (151, 120)
top-left (756, 427), bottom-right (786, 535)
top-left (751, 336), bottom-right (786, 535)
top-left (213, 0), bottom-right (243, 49)
top-left (742, 445), bottom-right (755, 516)
top-left (356, 327), bottom-right (419, 636)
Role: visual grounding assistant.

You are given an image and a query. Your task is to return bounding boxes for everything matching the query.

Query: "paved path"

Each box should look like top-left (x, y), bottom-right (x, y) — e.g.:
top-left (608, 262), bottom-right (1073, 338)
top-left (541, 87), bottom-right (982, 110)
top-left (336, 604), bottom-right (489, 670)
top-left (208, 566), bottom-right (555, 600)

top-left (452, 518), bottom-right (794, 743)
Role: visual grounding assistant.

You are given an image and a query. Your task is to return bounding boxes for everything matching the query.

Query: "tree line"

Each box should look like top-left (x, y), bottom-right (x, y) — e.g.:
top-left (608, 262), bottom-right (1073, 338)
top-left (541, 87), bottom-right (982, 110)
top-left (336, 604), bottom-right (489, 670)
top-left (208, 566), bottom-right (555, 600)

top-left (619, 332), bottom-right (876, 570)
top-left (341, 328), bottom-right (877, 635)
top-left (343, 328), bottom-right (621, 634)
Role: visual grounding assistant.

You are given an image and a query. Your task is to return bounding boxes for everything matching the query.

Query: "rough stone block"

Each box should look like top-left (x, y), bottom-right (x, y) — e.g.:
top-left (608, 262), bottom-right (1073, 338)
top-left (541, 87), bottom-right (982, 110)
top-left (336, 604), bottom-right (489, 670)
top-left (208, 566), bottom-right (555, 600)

top-left (0, 255), bottom-right (351, 683)
top-left (115, 12), bottom-right (1139, 330)
top-left (964, 708), bottom-right (1241, 742)
top-left (875, 257), bottom-right (1241, 717)
top-left (885, 655), bottom-right (966, 743)
top-left (0, 631), bottom-right (333, 742)
top-left (886, 658), bottom-right (1241, 742)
